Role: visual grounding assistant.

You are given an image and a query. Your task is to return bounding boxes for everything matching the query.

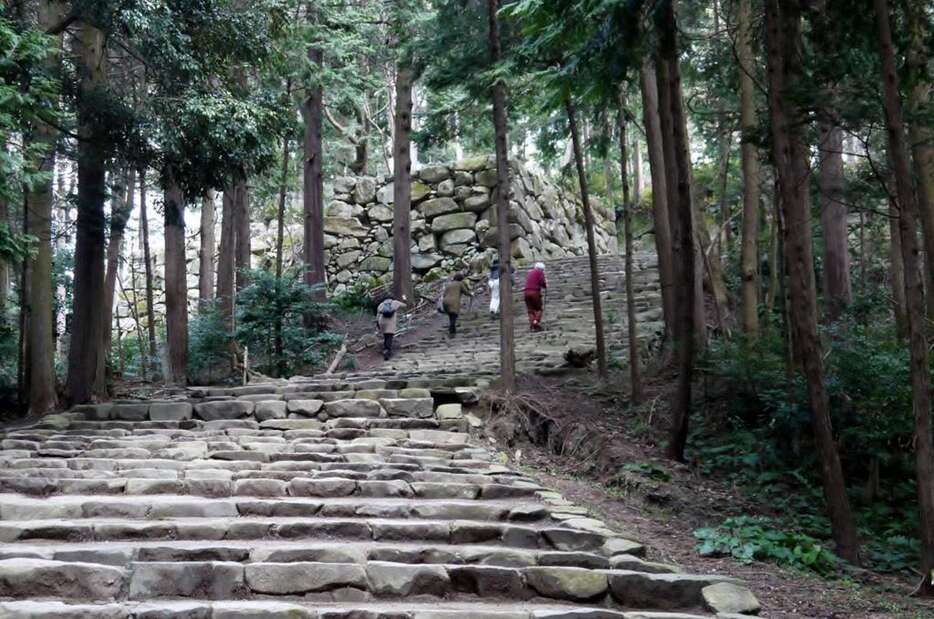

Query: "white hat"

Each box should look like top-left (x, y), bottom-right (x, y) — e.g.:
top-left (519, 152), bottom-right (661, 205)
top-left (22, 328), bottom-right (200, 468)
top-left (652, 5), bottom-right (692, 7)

top-left (534, 262), bottom-right (545, 270)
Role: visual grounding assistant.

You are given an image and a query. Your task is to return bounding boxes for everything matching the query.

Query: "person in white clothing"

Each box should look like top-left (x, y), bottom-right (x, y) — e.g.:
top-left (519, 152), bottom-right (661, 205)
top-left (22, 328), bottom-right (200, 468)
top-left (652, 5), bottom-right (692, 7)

top-left (489, 260), bottom-right (502, 319)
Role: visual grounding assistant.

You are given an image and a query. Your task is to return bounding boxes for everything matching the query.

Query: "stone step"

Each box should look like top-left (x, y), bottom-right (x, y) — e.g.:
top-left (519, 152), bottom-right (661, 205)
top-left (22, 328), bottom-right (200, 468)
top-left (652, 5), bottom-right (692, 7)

top-left (0, 540), bottom-right (630, 570)
top-left (0, 517), bottom-right (616, 550)
top-left (0, 557), bottom-right (731, 610)
top-left (0, 495), bottom-right (547, 522)
top-left (0, 599), bottom-right (723, 619)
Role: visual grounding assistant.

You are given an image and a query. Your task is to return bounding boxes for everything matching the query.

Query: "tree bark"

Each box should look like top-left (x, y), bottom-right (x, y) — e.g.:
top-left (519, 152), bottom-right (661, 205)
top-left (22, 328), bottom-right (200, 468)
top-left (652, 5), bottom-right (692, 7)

top-left (566, 98), bottom-right (608, 379)
top-left (139, 171), bottom-right (157, 372)
top-left (737, 0), bottom-right (761, 338)
top-left (163, 172), bottom-right (188, 385)
top-left (765, 0), bottom-right (861, 564)
top-left (632, 135), bottom-right (644, 203)
top-left (216, 188), bottom-right (236, 326)
top-left (97, 167), bottom-right (133, 395)
top-left (199, 190), bottom-right (215, 306)
top-left (904, 0), bottom-right (934, 324)
top-left (274, 128), bottom-right (291, 376)
top-left (488, 0), bottom-right (516, 393)
top-left (302, 43), bottom-right (326, 301)
top-left (639, 59), bottom-right (675, 342)
top-left (618, 93), bottom-right (642, 403)
top-left (392, 64), bottom-right (414, 302)
top-left (0, 198), bottom-right (8, 319)
top-left (66, 22), bottom-right (108, 405)
top-left (874, 0), bottom-right (934, 595)
top-left (25, 0), bottom-right (66, 414)
top-left (818, 122), bottom-right (851, 320)
top-left (234, 180), bottom-right (250, 290)
top-left (656, 1), bottom-right (697, 462)
top-left (889, 198), bottom-right (909, 337)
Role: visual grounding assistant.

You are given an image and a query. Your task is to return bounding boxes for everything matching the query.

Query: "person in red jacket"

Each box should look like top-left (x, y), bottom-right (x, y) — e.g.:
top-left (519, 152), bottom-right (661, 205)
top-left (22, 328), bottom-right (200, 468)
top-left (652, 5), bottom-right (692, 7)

top-left (524, 262), bottom-right (547, 331)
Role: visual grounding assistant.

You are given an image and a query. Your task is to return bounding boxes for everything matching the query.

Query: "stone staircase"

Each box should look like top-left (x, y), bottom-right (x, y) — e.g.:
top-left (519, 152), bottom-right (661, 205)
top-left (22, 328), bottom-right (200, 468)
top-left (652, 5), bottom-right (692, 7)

top-left (381, 253), bottom-right (664, 378)
top-left (0, 255), bottom-right (762, 618)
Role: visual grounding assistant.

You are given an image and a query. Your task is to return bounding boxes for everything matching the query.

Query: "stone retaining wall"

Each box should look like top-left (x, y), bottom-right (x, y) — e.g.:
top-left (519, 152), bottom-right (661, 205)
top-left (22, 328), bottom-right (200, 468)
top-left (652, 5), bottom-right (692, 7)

top-left (323, 156), bottom-right (618, 292)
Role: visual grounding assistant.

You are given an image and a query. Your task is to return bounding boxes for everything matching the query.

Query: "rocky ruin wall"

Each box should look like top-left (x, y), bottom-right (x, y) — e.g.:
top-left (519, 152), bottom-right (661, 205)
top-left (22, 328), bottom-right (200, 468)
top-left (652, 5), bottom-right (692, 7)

top-left (322, 156), bottom-right (618, 293)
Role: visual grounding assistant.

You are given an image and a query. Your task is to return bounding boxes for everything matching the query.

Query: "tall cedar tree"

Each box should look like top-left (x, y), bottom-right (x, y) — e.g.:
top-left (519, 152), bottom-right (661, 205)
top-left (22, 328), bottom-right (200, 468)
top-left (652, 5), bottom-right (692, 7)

top-left (764, 0), bottom-right (861, 563)
top-left (617, 93), bottom-right (642, 402)
top-left (873, 0), bottom-right (934, 595)
top-left (392, 63), bottom-right (415, 303)
top-left (303, 43), bottom-right (326, 301)
top-left (488, 0), bottom-right (516, 392)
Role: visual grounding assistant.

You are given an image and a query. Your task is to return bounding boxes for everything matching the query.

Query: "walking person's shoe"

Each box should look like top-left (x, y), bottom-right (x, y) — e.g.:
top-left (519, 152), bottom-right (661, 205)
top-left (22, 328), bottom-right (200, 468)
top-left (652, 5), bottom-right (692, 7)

top-left (383, 349), bottom-right (391, 361)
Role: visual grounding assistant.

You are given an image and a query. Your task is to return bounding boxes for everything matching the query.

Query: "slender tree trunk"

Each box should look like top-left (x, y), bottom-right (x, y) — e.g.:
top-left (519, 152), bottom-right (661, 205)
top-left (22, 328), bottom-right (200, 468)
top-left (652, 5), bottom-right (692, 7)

top-left (274, 129), bottom-right (291, 375)
top-left (216, 188), bottom-right (236, 326)
top-left (818, 122), bottom-right (851, 320)
top-left (904, 0), bottom-right (934, 325)
top-left (0, 198), bottom-right (8, 319)
top-left (199, 190), bottom-right (215, 306)
top-left (874, 0), bottom-right (934, 594)
top-left (97, 168), bottom-right (133, 394)
top-left (716, 128), bottom-right (732, 254)
top-left (618, 94), bottom-right (642, 403)
top-left (765, 0), bottom-right (861, 564)
top-left (392, 64), bottom-right (414, 302)
top-left (234, 180), bottom-right (250, 290)
top-left (738, 0), bottom-right (761, 338)
top-left (163, 171), bottom-right (188, 385)
top-left (640, 59), bottom-right (676, 342)
top-left (123, 258), bottom-right (147, 380)
top-left (633, 136), bottom-right (644, 203)
top-left (657, 1), bottom-right (697, 462)
top-left (139, 171), bottom-right (157, 372)
top-left (66, 22), bottom-right (108, 405)
top-left (566, 99), bottom-right (608, 379)
top-left (488, 0), bottom-right (516, 393)
top-left (302, 44), bottom-right (326, 300)
top-left (24, 0), bottom-right (66, 415)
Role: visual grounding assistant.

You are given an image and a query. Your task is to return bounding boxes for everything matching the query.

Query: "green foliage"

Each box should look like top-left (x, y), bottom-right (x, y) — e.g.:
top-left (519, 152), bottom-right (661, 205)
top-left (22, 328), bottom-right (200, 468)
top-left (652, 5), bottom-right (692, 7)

top-left (694, 516), bottom-right (840, 577)
top-left (235, 268), bottom-right (341, 377)
top-left (188, 305), bottom-right (234, 385)
top-left (331, 278), bottom-right (379, 314)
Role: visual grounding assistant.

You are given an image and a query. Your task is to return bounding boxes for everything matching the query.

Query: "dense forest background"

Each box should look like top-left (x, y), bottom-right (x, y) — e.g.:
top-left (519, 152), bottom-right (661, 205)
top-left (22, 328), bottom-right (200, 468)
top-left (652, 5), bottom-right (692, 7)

top-left (0, 0), bottom-right (932, 599)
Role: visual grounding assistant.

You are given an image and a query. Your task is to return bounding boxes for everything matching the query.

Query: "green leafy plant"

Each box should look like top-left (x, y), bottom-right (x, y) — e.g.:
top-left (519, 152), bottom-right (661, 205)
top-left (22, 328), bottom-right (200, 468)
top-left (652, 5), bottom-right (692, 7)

top-left (694, 516), bottom-right (840, 577)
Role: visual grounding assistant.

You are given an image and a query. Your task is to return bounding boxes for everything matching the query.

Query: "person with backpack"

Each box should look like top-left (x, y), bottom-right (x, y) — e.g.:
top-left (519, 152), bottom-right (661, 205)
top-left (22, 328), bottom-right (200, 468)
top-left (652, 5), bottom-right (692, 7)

top-left (376, 295), bottom-right (406, 360)
top-left (524, 262), bottom-right (547, 331)
top-left (442, 273), bottom-right (471, 336)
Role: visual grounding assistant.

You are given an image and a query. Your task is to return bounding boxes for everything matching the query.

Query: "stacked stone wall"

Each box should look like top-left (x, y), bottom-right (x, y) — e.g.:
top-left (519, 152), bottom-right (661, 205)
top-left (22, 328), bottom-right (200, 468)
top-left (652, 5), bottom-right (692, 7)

top-left (322, 156), bottom-right (617, 292)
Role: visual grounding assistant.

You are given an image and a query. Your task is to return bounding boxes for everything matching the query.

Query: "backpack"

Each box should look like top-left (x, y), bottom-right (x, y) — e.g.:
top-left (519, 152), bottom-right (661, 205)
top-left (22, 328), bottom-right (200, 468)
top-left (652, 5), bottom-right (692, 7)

top-left (380, 301), bottom-right (396, 318)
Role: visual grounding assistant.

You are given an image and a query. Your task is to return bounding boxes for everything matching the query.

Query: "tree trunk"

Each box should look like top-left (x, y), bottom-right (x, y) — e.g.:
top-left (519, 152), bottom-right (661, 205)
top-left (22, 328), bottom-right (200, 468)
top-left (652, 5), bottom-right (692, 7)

top-left (656, 1), bottom-right (697, 462)
top-left (488, 0), bottom-right (516, 393)
top-left (566, 98), bottom-right (608, 379)
top-left (234, 180), bottom-right (250, 290)
top-left (639, 59), bottom-right (676, 342)
top-left (904, 0), bottom-right (934, 325)
top-left (633, 135), bottom-right (644, 203)
top-left (199, 190), bottom-right (215, 306)
top-left (97, 168), bottom-right (133, 395)
top-left (716, 128), bottom-right (732, 254)
top-left (392, 64), bottom-right (414, 302)
top-left (874, 0), bottom-right (934, 594)
top-left (818, 122), bottom-right (851, 320)
top-left (0, 198), bottom-right (8, 319)
top-left (66, 22), bottom-right (108, 405)
top-left (139, 171), bottom-right (157, 372)
top-left (618, 93), bottom-right (642, 403)
top-left (738, 0), bottom-right (761, 338)
top-left (25, 0), bottom-right (66, 414)
top-left (274, 129), bottom-right (291, 376)
top-left (302, 44), bottom-right (326, 300)
top-left (764, 0), bottom-right (861, 564)
top-left (216, 188), bottom-right (236, 326)
top-left (163, 172), bottom-right (188, 385)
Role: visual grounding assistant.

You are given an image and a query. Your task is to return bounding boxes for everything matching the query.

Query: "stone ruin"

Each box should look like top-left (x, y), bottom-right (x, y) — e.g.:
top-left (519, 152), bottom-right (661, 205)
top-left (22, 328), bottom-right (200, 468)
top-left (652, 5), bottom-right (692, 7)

top-left (322, 156), bottom-right (618, 293)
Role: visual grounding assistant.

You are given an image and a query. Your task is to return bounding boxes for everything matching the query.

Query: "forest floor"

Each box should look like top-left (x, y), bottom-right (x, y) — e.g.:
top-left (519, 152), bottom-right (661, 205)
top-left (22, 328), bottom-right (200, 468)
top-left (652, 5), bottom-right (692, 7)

top-left (481, 371), bottom-right (934, 619)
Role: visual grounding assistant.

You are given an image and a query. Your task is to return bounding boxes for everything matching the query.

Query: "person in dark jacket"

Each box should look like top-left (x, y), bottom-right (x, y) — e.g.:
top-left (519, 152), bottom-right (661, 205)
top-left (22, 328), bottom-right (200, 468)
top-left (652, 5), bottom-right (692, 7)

top-left (524, 262), bottom-right (547, 331)
top-left (442, 273), bottom-right (471, 336)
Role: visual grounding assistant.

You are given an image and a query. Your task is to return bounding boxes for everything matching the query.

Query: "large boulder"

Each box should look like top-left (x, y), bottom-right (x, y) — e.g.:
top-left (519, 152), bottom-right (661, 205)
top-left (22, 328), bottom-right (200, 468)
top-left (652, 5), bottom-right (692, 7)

top-left (325, 200), bottom-right (355, 218)
top-left (359, 256), bottom-right (392, 272)
top-left (418, 165), bottom-right (450, 184)
top-left (440, 229), bottom-right (477, 249)
top-left (454, 156), bottom-right (491, 172)
top-left (420, 197), bottom-right (459, 219)
top-left (333, 176), bottom-right (356, 193)
top-left (411, 253), bottom-right (443, 270)
top-left (432, 212), bottom-right (477, 233)
top-left (324, 217), bottom-right (368, 238)
top-left (353, 177), bottom-right (377, 204)
top-left (193, 401), bottom-right (254, 421)
top-left (368, 204), bottom-right (394, 222)
top-left (463, 194), bottom-right (491, 212)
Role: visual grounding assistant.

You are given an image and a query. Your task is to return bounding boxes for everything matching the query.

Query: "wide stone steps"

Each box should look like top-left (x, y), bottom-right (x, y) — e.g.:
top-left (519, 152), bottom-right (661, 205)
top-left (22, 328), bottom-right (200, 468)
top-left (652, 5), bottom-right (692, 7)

top-left (0, 600), bottom-right (731, 619)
